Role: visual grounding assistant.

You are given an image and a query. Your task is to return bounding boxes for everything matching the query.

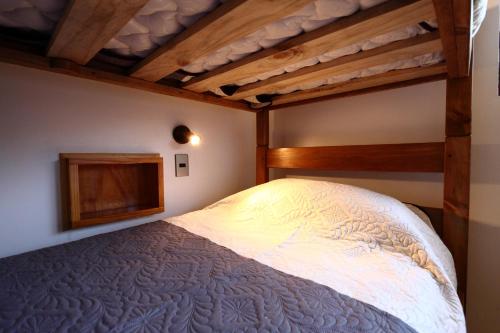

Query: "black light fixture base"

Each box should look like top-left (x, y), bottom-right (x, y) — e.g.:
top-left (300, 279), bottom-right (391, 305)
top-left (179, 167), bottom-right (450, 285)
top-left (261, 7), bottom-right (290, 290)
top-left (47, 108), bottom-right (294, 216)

top-left (173, 125), bottom-right (192, 144)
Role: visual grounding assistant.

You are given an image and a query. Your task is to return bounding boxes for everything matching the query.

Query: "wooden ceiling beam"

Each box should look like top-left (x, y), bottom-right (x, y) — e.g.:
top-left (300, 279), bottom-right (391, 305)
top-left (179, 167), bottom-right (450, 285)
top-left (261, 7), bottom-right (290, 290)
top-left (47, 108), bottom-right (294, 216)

top-left (270, 63), bottom-right (447, 107)
top-left (184, 0), bottom-right (436, 93)
top-left (0, 46), bottom-right (252, 112)
top-left (432, 0), bottom-right (472, 77)
top-left (130, 0), bottom-right (313, 82)
top-left (47, 0), bottom-right (149, 65)
top-left (228, 31), bottom-right (443, 100)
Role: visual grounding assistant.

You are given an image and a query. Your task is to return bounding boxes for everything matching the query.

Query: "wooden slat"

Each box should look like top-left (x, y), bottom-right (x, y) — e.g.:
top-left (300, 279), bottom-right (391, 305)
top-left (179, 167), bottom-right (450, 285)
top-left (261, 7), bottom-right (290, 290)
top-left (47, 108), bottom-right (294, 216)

top-left (130, 0), bottom-right (313, 82)
top-left (60, 153), bottom-right (161, 160)
top-left (271, 63), bottom-right (447, 106)
top-left (256, 110), bottom-right (269, 184)
top-left (432, 0), bottom-right (472, 77)
top-left (68, 164), bottom-right (80, 224)
top-left (228, 31), bottom-right (443, 100)
top-left (59, 157), bottom-right (70, 230)
top-left (267, 142), bottom-right (445, 172)
top-left (157, 158), bottom-right (165, 213)
top-left (65, 157), bottom-right (163, 165)
top-left (48, 0), bottom-right (149, 65)
top-left (269, 72), bottom-right (447, 110)
top-left (185, 0), bottom-right (436, 93)
top-left (0, 45), bottom-right (252, 112)
top-left (72, 207), bottom-right (164, 229)
top-left (443, 136), bottom-right (470, 305)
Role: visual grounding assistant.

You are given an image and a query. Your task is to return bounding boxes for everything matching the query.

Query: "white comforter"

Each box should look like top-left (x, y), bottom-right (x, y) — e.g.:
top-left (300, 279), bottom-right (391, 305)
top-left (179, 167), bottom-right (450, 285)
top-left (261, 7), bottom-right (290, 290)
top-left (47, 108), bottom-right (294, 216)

top-left (167, 179), bottom-right (465, 333)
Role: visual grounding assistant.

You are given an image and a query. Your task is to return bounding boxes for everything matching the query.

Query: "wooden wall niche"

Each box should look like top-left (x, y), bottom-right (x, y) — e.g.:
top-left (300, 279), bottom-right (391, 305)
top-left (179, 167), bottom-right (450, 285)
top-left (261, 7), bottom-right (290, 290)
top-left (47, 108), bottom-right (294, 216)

top-left (60, 153), bottom-right (164, 229)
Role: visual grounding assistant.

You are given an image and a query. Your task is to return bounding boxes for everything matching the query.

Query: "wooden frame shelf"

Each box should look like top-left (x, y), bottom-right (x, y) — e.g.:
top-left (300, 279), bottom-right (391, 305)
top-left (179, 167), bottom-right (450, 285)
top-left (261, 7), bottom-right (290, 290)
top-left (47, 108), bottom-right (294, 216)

top-left (60, 153), bottom-right (164, 229)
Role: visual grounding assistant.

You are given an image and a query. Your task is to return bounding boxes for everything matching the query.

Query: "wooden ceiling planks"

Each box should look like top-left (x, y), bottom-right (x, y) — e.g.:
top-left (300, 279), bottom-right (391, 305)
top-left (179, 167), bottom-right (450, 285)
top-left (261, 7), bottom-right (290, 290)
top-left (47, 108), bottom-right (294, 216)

top-left (227, 31), bottom-right (443, 101)
top-left (432, 0), bottom-right (472, 77)
top-left (129, 0), bottom-right (314, 82)
top-left (270, 63), bottom-right (448, 107)
top-left (184, 0), bottom-right (436, 94)
top-left (47, 0), bottom-right (150, 65)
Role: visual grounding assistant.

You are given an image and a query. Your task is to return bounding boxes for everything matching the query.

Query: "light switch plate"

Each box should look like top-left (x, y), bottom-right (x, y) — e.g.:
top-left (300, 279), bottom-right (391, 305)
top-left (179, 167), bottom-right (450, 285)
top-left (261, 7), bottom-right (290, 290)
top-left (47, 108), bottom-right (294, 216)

top-left (175, 154), bottom-right (189, 177)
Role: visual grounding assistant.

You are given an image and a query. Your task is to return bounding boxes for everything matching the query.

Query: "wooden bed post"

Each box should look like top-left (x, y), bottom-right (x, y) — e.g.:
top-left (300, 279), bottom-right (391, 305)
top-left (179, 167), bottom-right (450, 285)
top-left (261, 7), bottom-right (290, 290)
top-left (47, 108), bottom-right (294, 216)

top-left (256, 109), bottom-right (269, 184)
top-left (444, 75), bottom-right (472, 307)
top-left (433, 0), bottom-right (472, 310)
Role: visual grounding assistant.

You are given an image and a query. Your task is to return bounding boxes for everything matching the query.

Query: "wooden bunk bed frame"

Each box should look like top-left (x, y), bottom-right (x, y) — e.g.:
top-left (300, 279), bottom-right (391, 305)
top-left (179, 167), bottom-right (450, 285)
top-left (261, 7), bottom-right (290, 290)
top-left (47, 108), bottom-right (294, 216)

top-left (254, 1), bottom-right (473, 308)
top-left (0, 0), bottom-right (472, 307)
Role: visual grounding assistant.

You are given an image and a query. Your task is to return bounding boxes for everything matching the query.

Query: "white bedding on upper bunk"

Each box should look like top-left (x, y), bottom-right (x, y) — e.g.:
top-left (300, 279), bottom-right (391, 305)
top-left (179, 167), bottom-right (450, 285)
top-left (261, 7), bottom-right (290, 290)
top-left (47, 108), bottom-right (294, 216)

top-left (168, 178), bottom-right (466, 333)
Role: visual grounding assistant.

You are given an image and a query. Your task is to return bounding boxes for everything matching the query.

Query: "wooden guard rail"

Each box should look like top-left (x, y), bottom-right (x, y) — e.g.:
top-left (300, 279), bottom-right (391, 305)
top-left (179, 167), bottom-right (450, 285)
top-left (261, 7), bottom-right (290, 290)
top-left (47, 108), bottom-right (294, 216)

top-left (266, 143), bottom-right (445, 172)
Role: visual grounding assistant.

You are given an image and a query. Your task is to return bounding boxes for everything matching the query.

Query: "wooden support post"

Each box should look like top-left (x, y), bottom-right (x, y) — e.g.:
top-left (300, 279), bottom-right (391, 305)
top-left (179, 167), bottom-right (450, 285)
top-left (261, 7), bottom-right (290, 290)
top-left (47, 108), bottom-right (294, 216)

top-left (444, 75), bottom-right (472, 307)
top-left (256, 110), bottom-right (269, 184)
top-left (446, 77), bottom-right (472, 136)
top-left (432, 0), bottom-right (472, 77)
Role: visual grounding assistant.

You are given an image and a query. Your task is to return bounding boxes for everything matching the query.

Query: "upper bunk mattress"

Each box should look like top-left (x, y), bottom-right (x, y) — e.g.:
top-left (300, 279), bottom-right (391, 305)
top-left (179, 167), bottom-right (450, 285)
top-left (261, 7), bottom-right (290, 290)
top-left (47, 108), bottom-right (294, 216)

top-left (0, 0), bottom-right (489, 105)
top-left (0, 0), bottom-right (441, 105)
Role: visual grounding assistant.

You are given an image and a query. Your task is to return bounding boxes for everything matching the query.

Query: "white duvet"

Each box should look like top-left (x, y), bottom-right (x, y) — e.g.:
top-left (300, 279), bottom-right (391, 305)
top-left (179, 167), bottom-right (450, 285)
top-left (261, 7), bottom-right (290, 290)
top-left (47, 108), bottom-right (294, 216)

top-left (167, 178), bottom-right (465, 333)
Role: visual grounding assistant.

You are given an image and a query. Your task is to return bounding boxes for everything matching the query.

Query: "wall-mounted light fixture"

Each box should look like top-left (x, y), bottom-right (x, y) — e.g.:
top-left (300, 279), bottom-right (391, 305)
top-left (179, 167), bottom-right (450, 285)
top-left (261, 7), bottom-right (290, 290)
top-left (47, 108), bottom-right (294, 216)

top-left (172, 125), bottom-right (201, 145)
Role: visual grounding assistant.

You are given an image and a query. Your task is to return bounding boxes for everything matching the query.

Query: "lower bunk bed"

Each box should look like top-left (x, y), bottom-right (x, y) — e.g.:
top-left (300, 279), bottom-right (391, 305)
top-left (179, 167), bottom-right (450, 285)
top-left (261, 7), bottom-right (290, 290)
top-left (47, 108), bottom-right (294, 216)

top-left (0, 179), bottom-right (464, 332)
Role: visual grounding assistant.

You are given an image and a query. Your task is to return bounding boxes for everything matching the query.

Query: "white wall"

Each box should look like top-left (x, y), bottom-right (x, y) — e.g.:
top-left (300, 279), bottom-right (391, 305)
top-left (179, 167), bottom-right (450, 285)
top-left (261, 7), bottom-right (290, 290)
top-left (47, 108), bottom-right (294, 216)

top-left (271, 80), bottom-right (446, 207)
top-left (0, 62), bottom-right (255, 258)
top-left (467, 2), bottom-right (500, 332)
top-left (271, 3), bottom-right (500, 331)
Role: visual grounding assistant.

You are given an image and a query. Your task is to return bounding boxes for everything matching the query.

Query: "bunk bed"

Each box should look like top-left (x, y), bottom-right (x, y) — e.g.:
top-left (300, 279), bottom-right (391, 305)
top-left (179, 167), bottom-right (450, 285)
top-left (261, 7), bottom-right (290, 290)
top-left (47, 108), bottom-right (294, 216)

top-left (0, 0), bottom-right (486, 332)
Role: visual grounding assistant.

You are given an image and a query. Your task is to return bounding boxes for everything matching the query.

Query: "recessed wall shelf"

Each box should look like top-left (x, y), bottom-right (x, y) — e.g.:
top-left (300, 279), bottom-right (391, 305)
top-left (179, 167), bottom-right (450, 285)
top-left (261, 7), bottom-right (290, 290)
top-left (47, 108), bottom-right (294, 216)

top-left (60, 153), bottom-right (164, 229)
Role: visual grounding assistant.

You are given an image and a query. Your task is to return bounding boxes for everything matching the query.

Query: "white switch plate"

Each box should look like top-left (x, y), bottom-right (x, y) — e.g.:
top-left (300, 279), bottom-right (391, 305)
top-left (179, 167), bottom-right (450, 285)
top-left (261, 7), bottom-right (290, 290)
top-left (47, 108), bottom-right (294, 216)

top-left (175, 154), bottom-right (189, 177)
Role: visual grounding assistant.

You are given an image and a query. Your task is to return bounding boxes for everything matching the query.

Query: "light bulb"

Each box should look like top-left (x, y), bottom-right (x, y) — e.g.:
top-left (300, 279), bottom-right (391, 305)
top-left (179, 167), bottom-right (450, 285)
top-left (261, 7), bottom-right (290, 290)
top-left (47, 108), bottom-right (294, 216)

top-left (189, 134), bottom-right (201, 146)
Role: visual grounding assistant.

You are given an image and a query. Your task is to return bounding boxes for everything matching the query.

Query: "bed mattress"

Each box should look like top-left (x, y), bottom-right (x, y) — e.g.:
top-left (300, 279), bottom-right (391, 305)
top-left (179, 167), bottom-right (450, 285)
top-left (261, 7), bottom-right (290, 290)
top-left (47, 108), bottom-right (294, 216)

top-left (0, 221), bottom-right (415, 332)
top-left (169, 179), bottom-right (465, 333)
top-left (0, 179), bottom-right (465, 332)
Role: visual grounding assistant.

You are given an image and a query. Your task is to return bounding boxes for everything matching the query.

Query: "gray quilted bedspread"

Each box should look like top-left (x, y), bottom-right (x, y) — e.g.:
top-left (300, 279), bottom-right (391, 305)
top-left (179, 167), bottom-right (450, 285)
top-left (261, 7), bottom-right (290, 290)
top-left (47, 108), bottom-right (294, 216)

top-left (0, 221), bottom-right (416, 333)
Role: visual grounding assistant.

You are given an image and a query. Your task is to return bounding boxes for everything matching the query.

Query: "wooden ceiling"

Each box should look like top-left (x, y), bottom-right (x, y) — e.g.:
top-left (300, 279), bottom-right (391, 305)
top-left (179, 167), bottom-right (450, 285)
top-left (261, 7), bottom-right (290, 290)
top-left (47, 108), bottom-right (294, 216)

top-left (0, 0), bottom-right (472, 111)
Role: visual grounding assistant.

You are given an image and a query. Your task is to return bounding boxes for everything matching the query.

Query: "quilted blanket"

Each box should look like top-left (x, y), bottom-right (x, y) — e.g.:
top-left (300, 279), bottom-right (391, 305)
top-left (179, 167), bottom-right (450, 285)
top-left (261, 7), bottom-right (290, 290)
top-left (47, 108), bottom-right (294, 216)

top-left (169, 179), bottom-right (465, 333)
top-left (0, 221), bottom-right (415, 332)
